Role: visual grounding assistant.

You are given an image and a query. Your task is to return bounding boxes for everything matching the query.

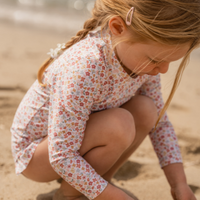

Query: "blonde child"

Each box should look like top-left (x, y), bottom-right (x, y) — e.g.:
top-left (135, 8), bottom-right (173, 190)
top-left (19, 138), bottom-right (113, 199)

top-left (11, 0), bottom-right (200, 200)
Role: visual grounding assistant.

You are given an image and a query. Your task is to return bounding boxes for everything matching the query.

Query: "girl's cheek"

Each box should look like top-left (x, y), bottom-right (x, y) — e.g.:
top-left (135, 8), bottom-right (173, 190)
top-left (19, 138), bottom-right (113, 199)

top-left (142, 64), bottom-right (156, 72)
top-left (147, 67), bottom-right (160, 75)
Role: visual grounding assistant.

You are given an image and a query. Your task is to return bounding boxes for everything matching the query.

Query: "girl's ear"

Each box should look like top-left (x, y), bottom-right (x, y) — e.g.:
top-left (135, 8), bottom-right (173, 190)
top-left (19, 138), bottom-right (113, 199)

top-left (109, 16), bottom-right (127, 37)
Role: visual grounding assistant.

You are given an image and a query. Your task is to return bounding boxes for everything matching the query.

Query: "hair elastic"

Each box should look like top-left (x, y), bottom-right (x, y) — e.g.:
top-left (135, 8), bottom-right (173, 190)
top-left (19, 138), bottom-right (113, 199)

top-left (126, 7), bottom-right (135, 26)
top-left (47, 43), bottom-right (66, 59)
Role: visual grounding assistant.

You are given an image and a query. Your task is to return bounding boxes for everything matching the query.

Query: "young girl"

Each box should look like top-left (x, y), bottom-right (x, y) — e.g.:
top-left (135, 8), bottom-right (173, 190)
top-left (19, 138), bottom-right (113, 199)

top-left (11, 0), bottom-right (200, 200)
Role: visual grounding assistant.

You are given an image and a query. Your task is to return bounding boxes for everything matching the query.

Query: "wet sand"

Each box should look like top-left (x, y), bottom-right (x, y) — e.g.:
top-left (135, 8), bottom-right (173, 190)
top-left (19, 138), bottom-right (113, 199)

top-left (0, 21), bottom-right (200, 200)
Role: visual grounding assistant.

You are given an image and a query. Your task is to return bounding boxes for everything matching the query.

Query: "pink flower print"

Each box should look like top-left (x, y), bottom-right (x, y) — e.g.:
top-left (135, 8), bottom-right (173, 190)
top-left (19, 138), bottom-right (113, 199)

top-left (89, 182), bottom-right (93, 186)
top-left (74, 96), bottom-right (79, 101)
top-left (96, 191), bottom-right (100, 196)
top-left (67, 132), bottom-right (71, 136)
top-left (60, 163), bottom-right (64, 168)
top-left (87, 64), bottom-right (91, 68)
top-left (100, 73), bottom-right (104, 77)
top-left (54, 132), bottom-right (57, 137)
top-left (93, 178), bottom-right (97, 182)
top-left (67, 95), bottom-right (72, 100)
top-left (97, 185), bottom-right (101, 189)
top-left (86, 72), bottom-right (90, 76)
top-left (70, 142), bottom-right (74, 145)
top-left (65, 143), bottom-right (70, 148)
top-left (68, 173), bottom-right (73, 177)
top-left (77, 164), bottom-right (81, 168)
top-left (91, 78), bottom-right (95, 83)
top-left (81, 77), bottom-right (85, 82)
top-left (83, 99), bottom-right (88, 104)
top-left (67, 102), bottom-right (72, 107)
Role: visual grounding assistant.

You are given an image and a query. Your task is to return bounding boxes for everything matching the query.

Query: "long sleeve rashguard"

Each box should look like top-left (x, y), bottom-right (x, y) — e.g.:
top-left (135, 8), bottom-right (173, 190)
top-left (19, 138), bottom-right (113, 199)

top-left (11, 29), bottom-right (182, 200)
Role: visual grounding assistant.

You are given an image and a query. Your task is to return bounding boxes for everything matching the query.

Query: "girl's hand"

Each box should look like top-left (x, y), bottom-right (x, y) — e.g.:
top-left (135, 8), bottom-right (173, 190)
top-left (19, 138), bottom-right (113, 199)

top-left (163, 163), bottom-right (197, 200)
top-left (171, 183), bottom-right (197, 200)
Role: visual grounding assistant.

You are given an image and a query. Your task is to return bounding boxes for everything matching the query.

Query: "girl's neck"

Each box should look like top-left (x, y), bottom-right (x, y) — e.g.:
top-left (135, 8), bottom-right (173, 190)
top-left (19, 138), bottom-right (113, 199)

top-left (114, 49), bottom-right (138, 79)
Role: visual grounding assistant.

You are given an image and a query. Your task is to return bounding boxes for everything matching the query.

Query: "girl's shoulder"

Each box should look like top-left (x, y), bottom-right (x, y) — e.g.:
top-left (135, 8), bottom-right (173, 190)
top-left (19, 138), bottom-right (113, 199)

top-left (46, 30), bottom-right (112, 77)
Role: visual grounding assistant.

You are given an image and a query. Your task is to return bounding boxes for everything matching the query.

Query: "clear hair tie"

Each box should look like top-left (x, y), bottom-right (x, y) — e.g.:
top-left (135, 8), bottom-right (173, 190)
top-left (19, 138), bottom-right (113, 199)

top-left (126, 7), bottom-right (135, 26)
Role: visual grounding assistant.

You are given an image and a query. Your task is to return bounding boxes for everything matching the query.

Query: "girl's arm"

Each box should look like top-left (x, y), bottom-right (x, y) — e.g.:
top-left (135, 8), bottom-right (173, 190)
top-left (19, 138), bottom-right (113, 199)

top-left (137, 74), bottom-right (196, 199)
top-left (137, 74), bottom-right (182, 167)
top-left (163, 163), bottom-right (197, 200)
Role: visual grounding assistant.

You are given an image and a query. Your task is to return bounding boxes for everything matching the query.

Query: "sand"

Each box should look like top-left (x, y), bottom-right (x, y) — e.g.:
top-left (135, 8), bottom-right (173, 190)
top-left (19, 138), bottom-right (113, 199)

top-left (0, 21), bottom-right (200, 200)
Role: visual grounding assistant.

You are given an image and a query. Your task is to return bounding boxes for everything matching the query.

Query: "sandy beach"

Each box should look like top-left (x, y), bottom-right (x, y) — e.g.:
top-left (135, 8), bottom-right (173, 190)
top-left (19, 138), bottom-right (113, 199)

top-left (0, 19), bottom-right (200, 200)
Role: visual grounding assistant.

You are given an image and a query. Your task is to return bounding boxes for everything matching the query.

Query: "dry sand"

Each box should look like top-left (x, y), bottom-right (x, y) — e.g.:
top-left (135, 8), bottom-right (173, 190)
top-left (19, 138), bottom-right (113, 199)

top-left (0, 21), bottom-right (200, 200)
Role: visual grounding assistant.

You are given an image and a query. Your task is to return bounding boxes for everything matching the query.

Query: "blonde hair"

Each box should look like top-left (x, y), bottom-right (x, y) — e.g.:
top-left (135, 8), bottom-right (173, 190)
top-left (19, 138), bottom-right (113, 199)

top-left (38, 0), bottom-right (200, 124)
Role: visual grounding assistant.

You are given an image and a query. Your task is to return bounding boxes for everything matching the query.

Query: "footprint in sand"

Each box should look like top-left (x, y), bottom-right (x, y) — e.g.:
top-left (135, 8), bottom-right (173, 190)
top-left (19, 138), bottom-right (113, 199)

top-left (192, 146), bottom-right (200, 154)
top-left (186, 145), bottom-right (200, 155)
top-left (189, 184), bottom-right (200, 195)
top-left (169, 103), bottom-right (189, 112)
top-left (0, 86), bottom-right (27, 93)
top-left (114, 160), bottom-right (142, 181)
top-left (36, 189), bottom-right (58, 200)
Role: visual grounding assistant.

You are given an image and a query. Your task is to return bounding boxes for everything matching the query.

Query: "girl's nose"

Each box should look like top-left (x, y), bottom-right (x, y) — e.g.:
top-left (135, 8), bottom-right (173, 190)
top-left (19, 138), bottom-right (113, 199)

top-left (159, 63), bottom-right (169, 74)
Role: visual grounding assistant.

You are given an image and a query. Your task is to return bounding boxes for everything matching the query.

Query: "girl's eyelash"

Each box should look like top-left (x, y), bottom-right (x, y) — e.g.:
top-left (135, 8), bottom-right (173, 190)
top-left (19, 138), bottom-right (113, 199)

top-left (150, 59), bottom-right (158, 64)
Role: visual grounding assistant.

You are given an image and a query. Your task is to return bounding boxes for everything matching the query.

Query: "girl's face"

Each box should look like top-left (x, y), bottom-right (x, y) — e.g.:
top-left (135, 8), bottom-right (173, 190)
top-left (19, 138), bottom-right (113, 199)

top-left (115, 40), bottom-right (190, 76)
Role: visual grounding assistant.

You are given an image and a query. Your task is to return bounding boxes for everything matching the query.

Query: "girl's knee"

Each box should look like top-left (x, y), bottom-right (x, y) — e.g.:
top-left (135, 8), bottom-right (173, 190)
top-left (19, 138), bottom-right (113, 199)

top-left (132, 95), bottom-right (158, 129)
top-left (110, 108), bottom-right (136, 148)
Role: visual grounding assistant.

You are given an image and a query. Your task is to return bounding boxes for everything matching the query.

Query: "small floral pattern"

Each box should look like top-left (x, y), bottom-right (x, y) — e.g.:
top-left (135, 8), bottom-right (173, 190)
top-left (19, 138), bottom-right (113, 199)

top-left (11, 30), bottom-right (182, 200)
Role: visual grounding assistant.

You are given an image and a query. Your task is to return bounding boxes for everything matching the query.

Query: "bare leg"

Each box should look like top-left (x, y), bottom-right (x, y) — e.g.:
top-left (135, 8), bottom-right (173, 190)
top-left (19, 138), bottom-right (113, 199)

top-left (22, 95), bottom-right (157, 199)
top-left (23, 107), bottom-right (136, 196)
top-left (103, 95), bottom-right (158, 181)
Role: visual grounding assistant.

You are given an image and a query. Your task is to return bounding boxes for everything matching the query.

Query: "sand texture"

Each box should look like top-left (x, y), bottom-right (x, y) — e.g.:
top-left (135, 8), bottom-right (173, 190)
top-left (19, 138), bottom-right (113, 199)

top-left (0, 21), bottom-right (200, 200)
